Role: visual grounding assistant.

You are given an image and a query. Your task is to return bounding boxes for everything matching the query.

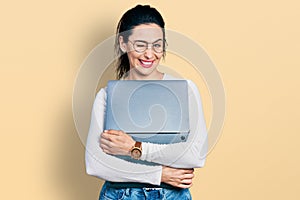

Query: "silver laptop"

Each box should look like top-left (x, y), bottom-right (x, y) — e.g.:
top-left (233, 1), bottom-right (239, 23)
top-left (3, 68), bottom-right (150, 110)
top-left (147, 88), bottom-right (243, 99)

top-left (104, 80), bottom-right (190, 144)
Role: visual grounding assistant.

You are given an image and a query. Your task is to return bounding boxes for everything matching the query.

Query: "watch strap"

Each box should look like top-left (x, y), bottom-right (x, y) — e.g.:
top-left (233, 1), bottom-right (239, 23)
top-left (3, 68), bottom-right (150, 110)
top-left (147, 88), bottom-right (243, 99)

top-left (135, 141), bottom-right (142, 149)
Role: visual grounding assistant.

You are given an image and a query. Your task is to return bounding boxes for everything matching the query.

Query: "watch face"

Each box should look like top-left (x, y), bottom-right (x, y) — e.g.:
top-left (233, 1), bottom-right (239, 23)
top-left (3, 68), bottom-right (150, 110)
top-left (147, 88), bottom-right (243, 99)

top-left (131, 148), bottom-right (142, 159)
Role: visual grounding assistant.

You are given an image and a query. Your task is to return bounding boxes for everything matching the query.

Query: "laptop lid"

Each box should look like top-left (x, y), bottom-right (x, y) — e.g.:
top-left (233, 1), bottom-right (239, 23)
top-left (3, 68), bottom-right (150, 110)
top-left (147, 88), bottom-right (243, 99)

top-left (104, 80), bottom-right (190, 144)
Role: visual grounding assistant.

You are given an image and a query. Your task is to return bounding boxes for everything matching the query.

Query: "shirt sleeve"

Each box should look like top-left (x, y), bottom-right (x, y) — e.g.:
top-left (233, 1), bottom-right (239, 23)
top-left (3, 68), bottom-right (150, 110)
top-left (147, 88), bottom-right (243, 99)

top-left (140, 80), bottom-right (208, 168)
top-left (85, 88), bottom-right (163, 185)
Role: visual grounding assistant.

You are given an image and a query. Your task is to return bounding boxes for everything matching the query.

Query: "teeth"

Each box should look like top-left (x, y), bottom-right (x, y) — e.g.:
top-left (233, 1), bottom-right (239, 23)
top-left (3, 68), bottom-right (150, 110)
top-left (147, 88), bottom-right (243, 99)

top-left (141, 60), bottom-right (152, 65)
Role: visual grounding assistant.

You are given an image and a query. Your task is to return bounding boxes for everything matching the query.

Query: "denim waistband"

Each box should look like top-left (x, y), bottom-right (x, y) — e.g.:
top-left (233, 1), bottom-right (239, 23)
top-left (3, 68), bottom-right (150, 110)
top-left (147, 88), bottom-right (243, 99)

top-left (105, 181), bottom-right (180, 190)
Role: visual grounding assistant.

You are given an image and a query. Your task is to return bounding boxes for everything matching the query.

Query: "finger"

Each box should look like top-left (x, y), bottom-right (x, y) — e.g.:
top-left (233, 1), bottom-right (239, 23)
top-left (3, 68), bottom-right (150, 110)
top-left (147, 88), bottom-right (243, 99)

top-left (181, 178), bottom-right (193, 185)
top-left (100, 143), bottom-right (111, 153)
top-left (181, 168), bottom-right (194, 171)
top-left (100, 132), bottom-right (110, 140)
top-left (177, 183), bottom-right (193, 189)
top-left (182, 173), bottom-right (194, 179)
top-left (183, 168), bottom-right (194, 174)
top-left (174, 170), bottom-right (193, 178)
top-left (101, 133), bottom-right (117, 141)
top-left (99, 140), bottom-right (109, 149)
top-left (100, 137), bottom-right (112, 147)
top-left (106, 129), bottom-right (121, 135)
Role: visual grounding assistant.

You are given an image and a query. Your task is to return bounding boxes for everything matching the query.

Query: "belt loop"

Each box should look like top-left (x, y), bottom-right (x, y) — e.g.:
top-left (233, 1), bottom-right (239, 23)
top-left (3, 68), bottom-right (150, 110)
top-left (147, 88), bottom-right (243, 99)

top-left (125, 188), bottom-right (130, 196)
top-left (160, 188), bottom-right (164, 200)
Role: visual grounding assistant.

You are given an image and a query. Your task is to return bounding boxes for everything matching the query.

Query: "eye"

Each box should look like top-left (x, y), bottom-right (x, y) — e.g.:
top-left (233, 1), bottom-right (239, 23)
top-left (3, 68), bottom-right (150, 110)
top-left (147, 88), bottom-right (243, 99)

top-left (135, 42), bottom-right (147, 48)
top-left (153, 43), bottom-right (162, 48)
top-left (136, 44), bottom-right (146, 48)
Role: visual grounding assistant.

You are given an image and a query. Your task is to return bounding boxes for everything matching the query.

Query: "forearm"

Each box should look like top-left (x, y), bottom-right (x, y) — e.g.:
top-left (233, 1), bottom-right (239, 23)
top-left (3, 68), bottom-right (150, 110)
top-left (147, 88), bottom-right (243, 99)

top-left (140, 80), bottom-right (208, 168)
top-left (140, 130), bottom-right (207, 168)
top-left (85, 144), bottom-right (163, 185)
top-left (85, 89), bottom-right (163, 185)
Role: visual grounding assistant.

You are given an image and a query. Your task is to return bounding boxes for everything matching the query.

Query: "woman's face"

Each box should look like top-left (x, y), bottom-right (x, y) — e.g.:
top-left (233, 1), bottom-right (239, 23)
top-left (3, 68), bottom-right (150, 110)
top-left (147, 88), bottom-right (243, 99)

top-left (119, 23), bottom-right (164, 79)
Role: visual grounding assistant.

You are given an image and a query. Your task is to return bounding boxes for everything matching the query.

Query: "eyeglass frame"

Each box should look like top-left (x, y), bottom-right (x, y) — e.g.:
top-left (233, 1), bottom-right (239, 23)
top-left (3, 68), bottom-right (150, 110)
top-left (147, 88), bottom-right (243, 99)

top-left (127, 39), bottom-right (167, 53)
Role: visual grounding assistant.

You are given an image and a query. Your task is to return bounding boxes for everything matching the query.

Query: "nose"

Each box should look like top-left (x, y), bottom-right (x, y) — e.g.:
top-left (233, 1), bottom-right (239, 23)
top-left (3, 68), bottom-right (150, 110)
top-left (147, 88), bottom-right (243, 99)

top-left (144, 45), bottom-right (154, 59)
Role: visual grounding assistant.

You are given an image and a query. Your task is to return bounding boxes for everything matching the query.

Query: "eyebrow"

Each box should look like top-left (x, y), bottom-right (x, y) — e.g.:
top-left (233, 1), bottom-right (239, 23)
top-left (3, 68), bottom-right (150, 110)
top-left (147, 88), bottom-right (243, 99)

top-left (133, 39), bottom-right (163, 43)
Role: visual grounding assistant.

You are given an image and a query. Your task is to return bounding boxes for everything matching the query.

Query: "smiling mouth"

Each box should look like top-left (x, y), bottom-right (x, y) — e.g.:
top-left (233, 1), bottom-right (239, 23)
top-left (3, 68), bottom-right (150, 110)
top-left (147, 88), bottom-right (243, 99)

top-left (139, 59), bottom-right (154, 68)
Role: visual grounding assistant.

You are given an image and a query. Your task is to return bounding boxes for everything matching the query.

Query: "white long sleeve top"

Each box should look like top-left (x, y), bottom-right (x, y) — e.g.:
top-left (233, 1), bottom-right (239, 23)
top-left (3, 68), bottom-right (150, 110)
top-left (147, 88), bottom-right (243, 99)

top-left (85, 74), bottom-right (208, 185)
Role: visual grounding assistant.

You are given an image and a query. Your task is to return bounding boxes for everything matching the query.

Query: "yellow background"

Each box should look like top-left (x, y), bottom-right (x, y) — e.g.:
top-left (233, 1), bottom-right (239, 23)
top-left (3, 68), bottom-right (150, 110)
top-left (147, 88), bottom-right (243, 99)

top-left (1, 0), bottom-right (299, 199)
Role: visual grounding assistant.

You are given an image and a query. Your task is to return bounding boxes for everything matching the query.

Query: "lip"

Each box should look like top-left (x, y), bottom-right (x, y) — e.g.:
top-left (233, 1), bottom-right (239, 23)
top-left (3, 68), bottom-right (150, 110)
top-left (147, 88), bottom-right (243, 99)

top-left (139, 59), bottom-right (154, 68)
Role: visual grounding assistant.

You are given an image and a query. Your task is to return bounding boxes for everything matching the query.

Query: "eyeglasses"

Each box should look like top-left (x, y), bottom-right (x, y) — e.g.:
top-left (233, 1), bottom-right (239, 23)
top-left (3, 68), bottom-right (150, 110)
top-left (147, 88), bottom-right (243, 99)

top-left (128, 39), bottom-right (166, 53)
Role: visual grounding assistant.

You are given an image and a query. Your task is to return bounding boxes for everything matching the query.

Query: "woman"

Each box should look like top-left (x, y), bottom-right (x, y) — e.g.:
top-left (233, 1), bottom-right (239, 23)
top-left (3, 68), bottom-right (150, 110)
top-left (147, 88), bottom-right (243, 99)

top-left (85, 4), bottom-right (207, 200)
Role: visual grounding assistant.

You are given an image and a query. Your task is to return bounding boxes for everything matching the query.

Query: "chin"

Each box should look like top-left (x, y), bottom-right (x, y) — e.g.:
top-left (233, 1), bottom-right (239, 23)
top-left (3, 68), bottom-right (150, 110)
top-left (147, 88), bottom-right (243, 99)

top-left (134, 67), bottom-right (156, 76)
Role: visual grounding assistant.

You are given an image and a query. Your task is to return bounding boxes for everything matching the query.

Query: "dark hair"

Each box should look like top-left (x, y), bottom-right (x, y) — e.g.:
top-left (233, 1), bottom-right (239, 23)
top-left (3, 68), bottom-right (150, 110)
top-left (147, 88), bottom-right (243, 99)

top-left (115, 5), bottom-right (166, 79)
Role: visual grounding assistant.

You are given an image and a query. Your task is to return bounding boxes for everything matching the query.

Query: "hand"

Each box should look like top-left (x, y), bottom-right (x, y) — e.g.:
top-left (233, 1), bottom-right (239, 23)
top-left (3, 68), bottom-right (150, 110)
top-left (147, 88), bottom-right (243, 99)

top-left (161, 166), bottom-right (194, 188)
top-left (100, 130), bottom-right (135, 156)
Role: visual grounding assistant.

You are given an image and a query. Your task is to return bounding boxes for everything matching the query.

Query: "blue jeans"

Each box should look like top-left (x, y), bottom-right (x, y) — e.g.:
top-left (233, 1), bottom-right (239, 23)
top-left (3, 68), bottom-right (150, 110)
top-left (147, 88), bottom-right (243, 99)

top-left (99, 182), bottom-right (192, 200)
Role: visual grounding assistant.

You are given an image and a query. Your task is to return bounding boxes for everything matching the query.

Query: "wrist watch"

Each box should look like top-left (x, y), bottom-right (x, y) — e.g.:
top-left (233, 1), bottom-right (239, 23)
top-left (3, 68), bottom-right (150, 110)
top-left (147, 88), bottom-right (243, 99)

top-left (130, 141), bottom-right (142, 159)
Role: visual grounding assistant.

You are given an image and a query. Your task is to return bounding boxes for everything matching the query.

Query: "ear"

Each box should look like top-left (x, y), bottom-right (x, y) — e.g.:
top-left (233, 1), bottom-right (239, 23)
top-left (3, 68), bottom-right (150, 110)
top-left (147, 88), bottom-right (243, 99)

top-left (119, 36), bottom-right (127, 53)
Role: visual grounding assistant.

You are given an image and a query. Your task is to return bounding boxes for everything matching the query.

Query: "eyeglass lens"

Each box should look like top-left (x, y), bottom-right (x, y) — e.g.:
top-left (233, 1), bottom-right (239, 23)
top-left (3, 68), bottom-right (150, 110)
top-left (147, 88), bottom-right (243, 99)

top-left (133, 40), bottom-right (164, 53)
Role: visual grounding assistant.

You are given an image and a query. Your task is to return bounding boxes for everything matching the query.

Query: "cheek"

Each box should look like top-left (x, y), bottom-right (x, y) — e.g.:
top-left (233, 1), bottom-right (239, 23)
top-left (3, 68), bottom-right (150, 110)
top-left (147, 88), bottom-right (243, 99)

top-left (127, 52), bottom-right (140, 63)
top-left (156, 54), bottom-right (163, 61)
